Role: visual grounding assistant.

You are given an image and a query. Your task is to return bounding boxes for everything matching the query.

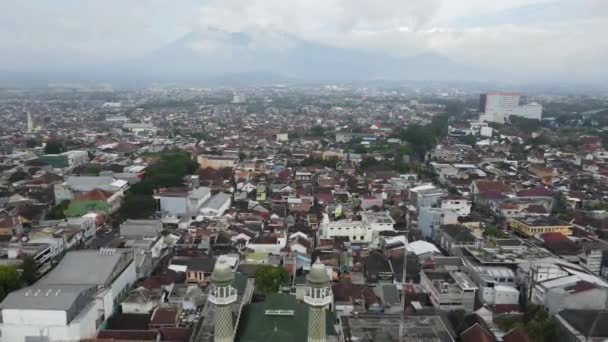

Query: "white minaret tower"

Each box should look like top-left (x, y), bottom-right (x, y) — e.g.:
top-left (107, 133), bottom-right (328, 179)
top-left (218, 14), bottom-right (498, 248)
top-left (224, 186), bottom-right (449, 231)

top-left (26, 112), bottom-right (34, 133)
top-left (304, 259), bottom-right (332, 342)
top-left (208, 261), bottom-right (238, 342)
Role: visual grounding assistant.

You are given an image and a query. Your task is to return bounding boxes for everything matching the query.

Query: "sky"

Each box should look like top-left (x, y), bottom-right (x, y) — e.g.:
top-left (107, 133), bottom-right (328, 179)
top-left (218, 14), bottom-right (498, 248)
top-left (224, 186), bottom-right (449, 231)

top-left (0, 0), bottom-right (607, 76)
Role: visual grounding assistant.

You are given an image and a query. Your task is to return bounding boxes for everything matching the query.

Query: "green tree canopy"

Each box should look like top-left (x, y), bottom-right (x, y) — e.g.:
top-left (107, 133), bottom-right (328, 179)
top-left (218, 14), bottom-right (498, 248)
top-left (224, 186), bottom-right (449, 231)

top-left (119, 194), bottom-right (156, 220)
top-left (44, 139), bottom-right (65, 154)
top-left (46, 200), bottom-right (70, 220)
top-left (0, 265), bottom-right (20, 301)
top-left (21, 256), bottom-right (38, 285)
top-left (8, 169), bottom-right (29, 183)
top-left (254, 265), bottom-right (289, 294)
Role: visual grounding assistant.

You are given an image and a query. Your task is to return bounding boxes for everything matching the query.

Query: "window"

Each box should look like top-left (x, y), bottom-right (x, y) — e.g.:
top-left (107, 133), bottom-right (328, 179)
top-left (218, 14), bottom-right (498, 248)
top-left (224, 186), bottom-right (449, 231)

top-left (360, 236), bottom-right (365, 240)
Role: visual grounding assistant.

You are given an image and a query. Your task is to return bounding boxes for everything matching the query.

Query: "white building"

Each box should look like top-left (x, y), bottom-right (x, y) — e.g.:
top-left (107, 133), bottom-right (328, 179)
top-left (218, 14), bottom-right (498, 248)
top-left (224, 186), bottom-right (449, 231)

top-left (123, 123), bottom-right (157, 134)
top-left (54, 176), bottom-right (129, 203)
top-left (157, 187), bottom-right (211, 221)
top-left (420, 270), bottom-right (478, 312)
top-left (321, 211), bottom-right (395, 243)
top-left (276, 133), bottom-right (289, 142)
top-left (440, 198), bottom-right (472, 217)
top-left (0, 249), bottom-right (136, 342)
top-left (198, 193), bottom-right (232, 219)
top-left (483, 285), bottom-right (520, 306)
top-left (417, 207), bottom-right (459, 239)
top-left (479, 93), bottom-right (542, 123)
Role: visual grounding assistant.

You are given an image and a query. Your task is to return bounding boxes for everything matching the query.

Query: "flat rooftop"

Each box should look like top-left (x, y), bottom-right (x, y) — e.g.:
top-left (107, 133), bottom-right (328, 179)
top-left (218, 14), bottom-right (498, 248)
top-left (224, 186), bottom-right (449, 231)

top-left (361, 211), bottom-right (395, 224)
top-left (464, 242), bottom-right (552, 265)
top-left (341, 314), bottom-right (454, 342)
top-left (513, 216), bottom-right (572, 227)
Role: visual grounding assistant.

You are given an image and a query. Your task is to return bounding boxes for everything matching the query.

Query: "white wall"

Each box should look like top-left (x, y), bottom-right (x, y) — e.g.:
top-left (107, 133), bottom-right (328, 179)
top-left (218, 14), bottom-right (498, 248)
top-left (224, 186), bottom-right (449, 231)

top-left (160, 196), bottom-right (187, 217)
top-left (109, 261), bottom-right (137, 304)
top-left (0, 301), bottom-right (101, 342)
top-left (441, 199), bottom-right (471, 217)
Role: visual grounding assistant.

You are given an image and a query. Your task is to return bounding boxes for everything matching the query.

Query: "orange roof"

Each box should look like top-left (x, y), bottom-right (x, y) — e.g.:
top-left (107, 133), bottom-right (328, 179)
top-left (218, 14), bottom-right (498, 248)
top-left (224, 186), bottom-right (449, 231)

top-left (76, 188), bottom-right (113, 201)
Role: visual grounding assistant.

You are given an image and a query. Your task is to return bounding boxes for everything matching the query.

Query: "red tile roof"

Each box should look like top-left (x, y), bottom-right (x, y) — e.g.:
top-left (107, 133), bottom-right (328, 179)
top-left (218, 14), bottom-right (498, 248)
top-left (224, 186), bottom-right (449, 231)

top-left (76, 188), bottom-right (113, 201)
top-left (150, 307), bottom-right (179, 327)
top-left (460, 323), bottom-right (496, 342)
top-left (503, 328), bottom-right (533, 342)
top-left (159, 327), bottom-right (193, 342)
top-left (475, 181), bottom-right (513, 194)
top-left (97, 330), bottom-right (158, 340)
top-left (565, 280), bottom-right (598, 294)
top-left (517, 187), bottom-right (553, 197)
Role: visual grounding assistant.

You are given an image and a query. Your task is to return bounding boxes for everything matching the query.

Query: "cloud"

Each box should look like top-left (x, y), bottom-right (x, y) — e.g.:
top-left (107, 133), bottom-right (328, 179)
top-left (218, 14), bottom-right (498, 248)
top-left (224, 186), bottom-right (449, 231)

top-left (191, 0), bottom-right (608, 74)
top-left (0, 0), bottom-right (606, 77)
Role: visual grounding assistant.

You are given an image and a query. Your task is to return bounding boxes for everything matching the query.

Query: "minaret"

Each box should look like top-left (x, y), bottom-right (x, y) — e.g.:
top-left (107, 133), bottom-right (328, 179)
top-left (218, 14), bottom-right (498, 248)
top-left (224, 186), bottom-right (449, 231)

top-left (26, 112), bottom-right (34, 133)
top-left (304, 259), bottom-right (332, 342)
top-left (208, 261), bottom-right (237, 342)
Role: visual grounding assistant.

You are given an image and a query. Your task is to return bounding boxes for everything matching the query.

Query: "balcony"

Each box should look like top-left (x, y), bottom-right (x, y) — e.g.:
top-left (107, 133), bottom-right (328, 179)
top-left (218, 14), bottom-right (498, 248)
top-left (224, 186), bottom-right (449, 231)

top-left (303, 288), bottom-right (332, 307)
top-left (208, 286), bottom-right (238, 306)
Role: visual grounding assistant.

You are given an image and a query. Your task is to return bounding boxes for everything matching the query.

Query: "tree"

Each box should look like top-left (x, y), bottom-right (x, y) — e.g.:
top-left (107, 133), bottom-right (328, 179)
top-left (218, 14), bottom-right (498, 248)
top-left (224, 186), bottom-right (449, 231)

top-left (0, 265), bottom-right (20, 301)
top-left (8, 169), bottom-right (29, 183)
top-left (495, 304), bottom-right (557, 342)
top-left (26, 138), bottom-right (38, 148)
top-left (21, 256), bottom-right (38, 285)
top-left (254, 265), bottom-right (289, 294)
top-left (46, 200), bottom-right (70, 220)
top-left (552, 192), bottom-right (569, 214)
top-left (309, 125), bottom-right (325, 137)
top-left (461, 135), bottom-right (477, 146)
top-left (44, 139), bottom-right (65, 154)
top-left (119, 194), bottom-right (156, 219)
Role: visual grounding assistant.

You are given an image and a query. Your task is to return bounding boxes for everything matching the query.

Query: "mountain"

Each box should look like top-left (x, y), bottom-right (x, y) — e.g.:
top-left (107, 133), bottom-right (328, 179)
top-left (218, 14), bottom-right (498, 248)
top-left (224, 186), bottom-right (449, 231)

top-left (0, 29), bottom-right (496, 86)
top-left (120, 29), bottom-right (491, 83)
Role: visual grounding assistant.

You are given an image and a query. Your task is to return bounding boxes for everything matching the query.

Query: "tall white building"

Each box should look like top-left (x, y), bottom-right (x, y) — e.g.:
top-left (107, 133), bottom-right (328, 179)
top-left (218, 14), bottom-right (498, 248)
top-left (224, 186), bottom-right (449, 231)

top-left (26, 112), bottom-right (34, 133)
top-left (479, 92), bottom-right (542, 123)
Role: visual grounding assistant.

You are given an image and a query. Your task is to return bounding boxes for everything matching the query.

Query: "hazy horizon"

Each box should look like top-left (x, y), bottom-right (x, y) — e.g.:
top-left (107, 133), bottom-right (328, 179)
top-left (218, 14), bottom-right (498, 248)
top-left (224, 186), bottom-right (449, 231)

top-left (1, 0), bottom-right (607, 84)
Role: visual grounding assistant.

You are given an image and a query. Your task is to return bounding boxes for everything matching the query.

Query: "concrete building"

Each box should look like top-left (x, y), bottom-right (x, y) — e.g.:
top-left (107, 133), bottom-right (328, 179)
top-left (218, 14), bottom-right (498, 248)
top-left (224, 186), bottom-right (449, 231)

top-left (438, 224), bottom-right (480, 255)
top-left (510, 216), bottom-right (573, 238)
top-left (276, 133), bottom-right (289, 142)
top-left (478, 92), bottom-right (542, 123)
top-left (409, 184), bottom-right (444, 210)
top-left (0, 249), bottom-right (136, 342)
top-left (555, 309), bottom-right (608, 342)
top-left (197, 155), bottom-right (238, 170)
top-left (157, 187), bottom-right (211, 221)
top-left (418, 207), bottom-right (459, 239)
top-left (320, 211), bottom-right (395, 243)
top-left (440, 198), bottom-right (472, 217)
top-left (199, 193), bottom-right (232, 219)
top-left (55, 176), bottom-right (129, 203)
top-left (122, 122), bottom-right (157, 134)
top-left (420, 269), bottom-right (478, 312)
top-left (531, 275), bottom-right (608, 314)
top-left (39, 150), bottom-right (89, 171)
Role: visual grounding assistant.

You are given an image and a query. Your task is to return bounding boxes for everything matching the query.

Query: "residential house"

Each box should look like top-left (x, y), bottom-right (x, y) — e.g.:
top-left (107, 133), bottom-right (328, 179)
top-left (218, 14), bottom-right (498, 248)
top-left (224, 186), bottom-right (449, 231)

top-left (169, 256), bottom-right (216, 287)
